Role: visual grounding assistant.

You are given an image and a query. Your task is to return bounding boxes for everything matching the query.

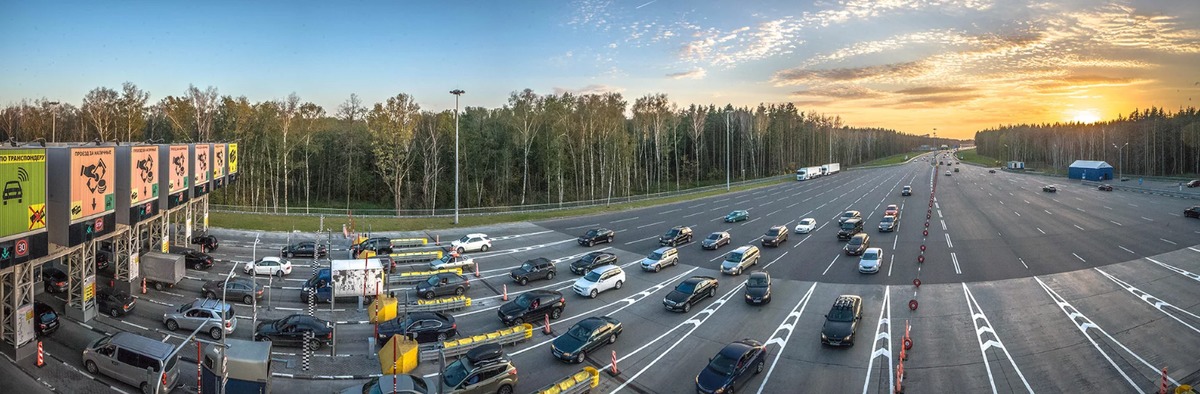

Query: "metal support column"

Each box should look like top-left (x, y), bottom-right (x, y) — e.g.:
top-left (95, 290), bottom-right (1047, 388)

top-left (66, 242), bottom-right (97, 322)
top-left (1, 263), bottom-right (37, 359)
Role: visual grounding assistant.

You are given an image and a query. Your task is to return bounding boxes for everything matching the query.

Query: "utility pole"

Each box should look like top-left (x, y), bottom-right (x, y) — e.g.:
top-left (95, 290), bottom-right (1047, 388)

top-left (1113, 142), bottom-right (1128, 181)
top-left (450, 89), bottom-right (465, 224)
top-left (725, 109), bottom-right (731, 191)
top-left (49, 101), bottom-right (60, 143)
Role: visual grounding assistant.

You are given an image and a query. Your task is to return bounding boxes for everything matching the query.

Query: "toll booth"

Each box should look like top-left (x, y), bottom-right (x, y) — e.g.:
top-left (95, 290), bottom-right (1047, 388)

top-left (201, 339), bottom-right (271, 394)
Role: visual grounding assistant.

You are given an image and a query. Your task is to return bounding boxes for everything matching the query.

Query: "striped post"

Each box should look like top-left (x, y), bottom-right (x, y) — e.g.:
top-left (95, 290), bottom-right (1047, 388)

top-left (35, 341), bottom-right (44, 368)
top-left (196, 342), bottom-right (202, 392)
top-left (303, 330), bottom-right (313, 371)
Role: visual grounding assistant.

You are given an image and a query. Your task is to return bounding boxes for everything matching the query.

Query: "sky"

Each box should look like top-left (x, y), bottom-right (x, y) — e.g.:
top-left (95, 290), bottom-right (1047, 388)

top-left (2, 0), bottom-right (1199, 139)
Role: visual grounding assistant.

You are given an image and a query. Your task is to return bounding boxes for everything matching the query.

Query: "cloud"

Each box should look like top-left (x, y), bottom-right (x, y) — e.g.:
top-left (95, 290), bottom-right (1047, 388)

top-left (1033, 75), bottom-right (1148, 91)
top-left (894, 86), bottom-right (976, 95)
top-left (895, 94), bottom-right (981, 105)
top-left (792, 85), bottom-right (883, 99)
top-left (552, 84), bottom-right (626, 96)
top-left (666, 68), bottom-right (707, 80)
top-left (772, 62), bottom-right (929, 86)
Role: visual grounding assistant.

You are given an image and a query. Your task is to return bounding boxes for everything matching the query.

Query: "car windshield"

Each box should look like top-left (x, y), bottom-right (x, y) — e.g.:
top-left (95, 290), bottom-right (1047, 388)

top-left (747, 277), bottom-right (768, 287)
top-left (706, 234), bottom-right (721, 241)
top-left (725, 252), bottom-right (743, 263)
top-left (849, 238), bottom-right (863, 246)
top-left (841, 212), bottom-right (854, 219)
top-left (514, 295), bottom-right (533, 308)
top-left (665, 229), bottom-right (680, 237)
top-left (457, 236), bottom-right (470, 243)
top-left (828, 308), bottom-right (855, 322)
top-left (566, 324), bottom-right (593, 340)
top-left (881, 217), bottom-right (893, 223)
top-left (801, 219), bottom-right (814, 226)
top-left (583, 271), bottom-right (602, 282)
top-left (705, 353), bottom-right (738, 376)
top-left (841, 222), bottom-right (856, 230)
top-left (425, 276), bottom-right (440, 286)
top-left (676, 282), bottom-right (697, 294)
top-left (862, 251), bottom-right (879, 260)
top-left (766, 229), bottom-right (781, 236)
top-left (442, 359), bottom-right (470, 388)
top-left (39, 309), bottom-right (57, 323)
top-left (520, 262), bottom-right (534, 271)
top-left (585, 230), bottom-right (598, 237)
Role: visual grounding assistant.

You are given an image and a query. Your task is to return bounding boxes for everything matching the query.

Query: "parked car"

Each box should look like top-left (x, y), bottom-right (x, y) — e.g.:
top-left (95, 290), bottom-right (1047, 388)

top-left (573, 265), bottom-right (625, 298)
top-left (725, 210), bottom-right (749, 223)
top-left (884, 204), bottom-right (899, 216)
top-left (201, 278), bottom-right (264, 305)
top-left (280, 241), bottom-right (327, 258)
top-left (162, 298), bottom-right (235, 340)
top-left (794, 218), bottom-right (816, 234)
top-left (664, 276), bottom-right (719, 313)
top-left (1185, 206), bottom-right (1200, 218)
top-left (989, 169), bottom-right (996, 173)
top-left (41, 266), bottom-right (68, 293)
top-left (1098, 184), bottom-right (1113, 191)
top-left (180, 249), bottom-right (214, 270)
top-left (191, 234), bottom-right (219, 251)
top-left (577, 228), bottom-right (615, 247)
top-left (96, 287), bottom-right (136, 317)
top-left (1187, 180), bottom-right (1200, 188)
top-left (551, 316), bottom-right (622, 363)
top-left (243, 256), bottom-right (292, 277)
top-left (34, 301), bottom-right (59, 336)
top-left (659, 226), bottom-right (694, 247)
top-left (744, 271), bottom-right (771, 305)
top-left (351, 237), bottom-right (392, 257)
top-left (695, 339), bottom-right (768, 394)
top-left (95, 253), bottom-right (111, 272)
top-left (837, 218), bottom-right (864, 240)
top-left (439, 344), bottom-right (518, 394)
top-left (761, 225), bottom-right (788, 247)
top-left (254, 314), bottom-right (333, 350)
top-left (498, 290), bottom-right (565, 326)
top-left (377, 311), bottom-right (457, 343)
top-left (415, 272), bottom-right (470, 299)
top-left (450, 233), bottom-right (491, 254)
top-left (878, 215), bottom-right (897, 232)
top-left (510, 257), bottom-right (557, 285)
top-left (430, 253), bottom-right (475, 271)
top-left (845, 233), bottom-right (871, 256)
top-left (858, 248), bottom-right (883, 274)
top-left (821, 295), bottom-right (863, 346)
top-left (901, 186), bottom-right (912, 196)
top-left (1043, 185), bottom-right (1057, 193)
top-left (721, 245), bottom-right (760, 275)
top-left (640, 247), bottom-right (680, 272)
top-left (838, 210), bottom-right (862, 224)
top-left (570, 251), bottom-right (617, 275)
top-left (701, 232), bottom-right (732, 250)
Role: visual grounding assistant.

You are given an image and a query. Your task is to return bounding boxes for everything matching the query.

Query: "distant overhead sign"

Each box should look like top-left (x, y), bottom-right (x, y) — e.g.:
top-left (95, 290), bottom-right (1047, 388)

top-left (130, 146), bottom-right (159, 205)
top-left (169, 145), bottom-right (188, 193)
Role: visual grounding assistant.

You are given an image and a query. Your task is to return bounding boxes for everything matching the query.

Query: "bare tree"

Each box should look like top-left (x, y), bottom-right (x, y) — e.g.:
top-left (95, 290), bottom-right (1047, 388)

top-left (118, 82), bottom-right (150, 142)
top-left (337, 93), bottom-right (367, 122)
top-left (278, 92), bottom-right (300, 214)
top-left (185, 84), bottom-right (219, 141)
top-left (82, 87), bottom-right (119, 141)
top-left (508, 89), bottom-right (544, 205)
top-left (367, 93), bottom-right (421, 213)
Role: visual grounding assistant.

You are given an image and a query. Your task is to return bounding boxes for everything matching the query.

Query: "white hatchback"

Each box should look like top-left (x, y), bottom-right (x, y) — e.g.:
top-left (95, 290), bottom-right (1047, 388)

top-left (244, 256), bottom-right (292, 276)
top-left (572, 265), bottom-right (626, 298)
top-left (858, 248), bottom-right (883, 274)
top-left (794, 218), bottom-right (816, 234)
top-left (450, 233), bottom-right (492, 254)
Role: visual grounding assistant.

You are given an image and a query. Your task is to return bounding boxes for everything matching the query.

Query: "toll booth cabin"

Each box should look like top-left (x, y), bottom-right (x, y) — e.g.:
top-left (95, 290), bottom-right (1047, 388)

top-left (201, 338), bottom-right (271, 394)
top-left (1067, 160), bottom-right (1113, 181)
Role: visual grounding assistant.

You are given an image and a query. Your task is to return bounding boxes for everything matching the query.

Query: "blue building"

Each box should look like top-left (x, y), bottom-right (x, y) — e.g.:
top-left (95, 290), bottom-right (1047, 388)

top-left (1068, 160), bottom-right (1114, 180)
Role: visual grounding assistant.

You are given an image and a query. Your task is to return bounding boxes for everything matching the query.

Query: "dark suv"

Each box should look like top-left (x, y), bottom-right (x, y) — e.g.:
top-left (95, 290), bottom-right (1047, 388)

top-left (570, 251), bottom-right (617, 275)
top-left (837, 218), bottom-right (864, 240)
top-left (498, 290), bottom-right (566, 326)
top-left (415, 272), bottom-right (470, 299)
top-left (761, 225), bottom-right (788, 247)
top-left (838, 211), bottom-right (862, 224)
top-left (659, 226), bottom-right (694, 247)
top-left (821, 295), bottom-right (863, 346)
top-left (254, 314), bottom-right (333, 350)
top-left (281, 241), bottom-right (327, 258)
top-left (510, 257), bottom-right (557, 285)
top-left (1186, 206), bottom-right (1200, 218)
top-left (351, 237), bottom-right (393, 257)
top-left (577, 228), bottom-right (615, 247)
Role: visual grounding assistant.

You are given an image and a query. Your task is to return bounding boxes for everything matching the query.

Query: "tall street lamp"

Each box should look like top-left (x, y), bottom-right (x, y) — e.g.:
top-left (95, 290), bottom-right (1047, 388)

top-left (450, 89), bottom-right (465, 225)
top-left (1113, 142), bottom-right (1128, 181)
top-left (725, 108), bottom-right (731, 191)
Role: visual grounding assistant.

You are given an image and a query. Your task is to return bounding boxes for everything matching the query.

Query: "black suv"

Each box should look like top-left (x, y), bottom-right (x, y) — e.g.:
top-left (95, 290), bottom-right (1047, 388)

top-left (838, 211), bottom-right (862, 224)
top-left (254, 314), bottom-right (333, 350)
top-left (351, 237), bottom-right (393, 257)
top-left (179, 248), bottom-right (214, 270)
top-left (570, 252), bottom-right (617, 275)
top-left (41, 267), bottom-right (68, 293)
top-left (498, 290), bottom-right (566, 326)
top-left (96, 287), bottom-right (136, 317)
top-left (415, 272), bottom-right (470, 299)
top-left (761, 225), bottom-right (788, 247)
top-left (901, 186), bottom-right (912, 196)
top-left (659, 226), bottom-right (694, 247)
top-left (281, 241), bottom-right (327, 258)
top-left (664, 276), bottom-right (719, 313)
top-left (577, 228), bottom-right (615, 247)
top-left (190, 234), bottom-right (219, 251)
top-left (837, 218), bottom-right (864, 240)
top-left (34, 301), bottom-right (59, 336)
top-left (821, 295), bottom-right (863, 346)
top-left (510, 257), bottom-right (557, 285)
top-left (1185, 206), bottom-right (1200, 218)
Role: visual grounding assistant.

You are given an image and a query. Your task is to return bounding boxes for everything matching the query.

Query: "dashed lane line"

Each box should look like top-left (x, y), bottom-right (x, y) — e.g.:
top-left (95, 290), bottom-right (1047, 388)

top-left (758, 283), bottom-right (819, 394)
top-left (962, 283), bottom-right (1034, 393)
top-left (636, 220), bottom-right (665, 229)
top-left (1072, 253), bottom-right (1086, 262)
top-left (1118, 246), bottom-right (1135, 254)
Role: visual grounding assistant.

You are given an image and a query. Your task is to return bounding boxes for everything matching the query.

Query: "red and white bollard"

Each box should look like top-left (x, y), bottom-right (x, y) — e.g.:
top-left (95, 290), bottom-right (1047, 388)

top-left (141, 278), bottom-right (147, 294)
top-left (543, 314), bottom-right (552, 335)
top-left (35, 341), bottom-right (44, 368)
top-left (607, 350), bottom-right (621, 376)
top-left (1161, 367), bottom-right (1169, 394)
top-left (502, 284), bottom-right (508, 301)
top-left (473, 262), bottom-right (480, 278)
top-left (196, 342), bottom-right (202, 392)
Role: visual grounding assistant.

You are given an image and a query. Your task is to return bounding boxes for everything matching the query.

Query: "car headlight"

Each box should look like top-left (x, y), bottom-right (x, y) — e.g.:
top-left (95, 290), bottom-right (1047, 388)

top-left (821, 333), bottom-right (827, 340)
top-left (714, 387), bottom-right (726, 394)
top-left (745, 294), bottom-right (753, 300)
top-left (844, 335), bottom-right (854, 341)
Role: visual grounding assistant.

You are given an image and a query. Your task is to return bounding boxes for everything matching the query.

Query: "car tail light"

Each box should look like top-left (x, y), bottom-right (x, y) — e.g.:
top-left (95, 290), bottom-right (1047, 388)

top-left (508, 367), bottom-right (517, 375)
top-left (451, 323), bottom-right (456, 330)
top-left (56, 281), bottom-right (66, 286)
top-left (225, 320), bottom-right (232, 328)
top-left (326, 332), bottom-right (332, 340)
top-left (38, 323), bottom-right (47, 329)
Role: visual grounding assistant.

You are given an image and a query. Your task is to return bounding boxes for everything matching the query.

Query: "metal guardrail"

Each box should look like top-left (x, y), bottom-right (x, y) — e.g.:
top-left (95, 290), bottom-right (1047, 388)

top-left (418, 323), bottom-right (532, 361)
top-left (1081, 180), bottom-right (1200, 200)
top-left (390, 238), bottom-right (428, 247)
top-left (536, 367), bottom-right (601, 394)
top-left (387, 267), bottom-right (461, 285)
top-left (388, 250), bottom-right (442, 263)
top-left (399, 295), bottom-right (473, 314)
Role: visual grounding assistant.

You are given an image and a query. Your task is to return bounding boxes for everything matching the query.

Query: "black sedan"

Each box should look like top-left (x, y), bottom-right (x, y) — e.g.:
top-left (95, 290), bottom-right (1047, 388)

top-left (255, 314), bottom-right (333, 350)
top-left (664, 276), bottom-right (718, 313)
top-left (1185, 206), bottom-right (1200, 218)
top-left (34, 301), bottom-right (59, 336)
top-left (551, 316), bottom-right (622, 363)
top-left (1098, 184), bottom-right (1113, 191)
top-left (821, 295), bottom-right (863, 346)
top-left (695, 339), bottom-right (768, 394)
top-left (191, 235), bottom-right (219, 251)
top-left (96, 287), bottom-right (136, 317)
top-left (202, 278), bottom-right (264, 305)
top-left (1042, 185), bottom-right (1057, 193)
top-left (281, 241), bottom-right (327, 258)
top-left (415, 273), bottom-right (470, 299)
top-left (744, 271), bottom-right (771, 305)
top-left (577, 228), bottom-right (615, 247)
top-left (41, 267), bottom-right (68, 293)
top-left (498, 290), bottom-right (566, 326)
top-left (181, 249), bottom-right (214, 270)
top-left (570, 252), bottom-right (617, 275)
top-left (377, 311), bottom-right (457, 343)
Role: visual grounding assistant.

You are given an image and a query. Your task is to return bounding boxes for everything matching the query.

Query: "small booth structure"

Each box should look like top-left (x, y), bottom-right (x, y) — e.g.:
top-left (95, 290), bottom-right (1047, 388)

top-left (201, 339), bottom-right (272, 394)
top-left (1068, 160), bottom-right (1113, 181)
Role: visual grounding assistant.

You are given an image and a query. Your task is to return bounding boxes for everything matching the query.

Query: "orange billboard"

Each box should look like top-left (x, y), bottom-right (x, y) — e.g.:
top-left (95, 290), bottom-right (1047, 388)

top-left (193, 144), bottom-right (210, 186)
top-left (130, 146), bottom-right (159, 205)
top-left (227, 143), bottom-right (238, 174)
top-left (168, 145), bottom-right (187, 193)
top-left (70, 147), bottom-right (115, 221)
top-left (213, 144), bottom-right (226, 179)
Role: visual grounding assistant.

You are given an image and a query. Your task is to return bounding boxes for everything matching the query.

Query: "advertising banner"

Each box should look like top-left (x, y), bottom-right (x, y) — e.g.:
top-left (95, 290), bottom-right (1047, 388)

top-left (193, 144), bottom-right (210, 186)
top-left (130, 146), bottom-right (159, 205)
top-left (168, 145), bottom-right (188, 193)
top-left (130, 251), bottom-right (140, 279)
top-left (83, 275), bottom-right (95, 303)
top-left (227, 143), bottom-right (238, 175)
top-left (16, 304), bottom-right (33, 346)
top-left (213, 144), bottom-right (226, 179)
top-left (0, 149), bottom-right (47, 238)
top-left (70, 147), bottom-right (115, 221)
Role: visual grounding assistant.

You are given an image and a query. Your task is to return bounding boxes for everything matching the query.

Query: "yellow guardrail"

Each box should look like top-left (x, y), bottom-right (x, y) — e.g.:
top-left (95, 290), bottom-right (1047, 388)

top-left (440, 323), bottom-right (532, 352)
top-left (537, 367), bottom-right (600, 394)
top-left (396, 267), bottom-right (461, 278)
top-left (388, 250), bottom-right (443, 261)
top-left (390, 238), bottom-right (428, 246)
top-left (415, 295), bottom-right (472, 307)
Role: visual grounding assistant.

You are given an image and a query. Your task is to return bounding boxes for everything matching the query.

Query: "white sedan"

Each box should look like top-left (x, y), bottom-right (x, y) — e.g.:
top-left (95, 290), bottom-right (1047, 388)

top-left (430, 253), bottom-right (475, 270)
top-left (450, 233), bottom-right (492, 254)
top-left (244, 256), bottom-right (292, 276)
top-left (794, 218), bottom-right (817, 234)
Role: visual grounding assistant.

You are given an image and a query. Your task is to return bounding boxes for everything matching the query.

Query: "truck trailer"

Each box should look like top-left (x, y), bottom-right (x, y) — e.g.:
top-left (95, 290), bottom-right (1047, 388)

top-left (302, 258), bottom-right (386, 303)
top-left (796, 166), bottom-right (822, 180)
top-left (820, 163), bottom-right (840, 176)
top-left (140, 252), bottom-right (185, 291)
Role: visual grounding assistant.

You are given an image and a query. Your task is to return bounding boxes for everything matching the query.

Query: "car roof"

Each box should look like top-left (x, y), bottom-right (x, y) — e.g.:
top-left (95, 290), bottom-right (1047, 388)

top-left (653, 246), bottom-right (676, 253)
top-left (851, 233), bottom-right (868, 240)
top-left (590, 265), bottom-right (622, 274)
top-left (864, 248), bottom-right (883, 254)
top-left (800, 218), bottom-right (815, 222)
top-left (576, 316), bottom-right (611, 330)
top-left (683, 276), bottom-right (715, 284)
top-left (110, 332), bottom-right (175, 359)
top-left (731, 245), bottom-right (754, 253)
top-left (260, 256), bottom-right (283, 262)
top-left (768, 225), bottom-right (786, 230)
top-left (748, 271), bottom-right (769, 280)
top-left (718, 340), bottom-right (758, 358)
top-left (465, 233), bottom-right (488, 238)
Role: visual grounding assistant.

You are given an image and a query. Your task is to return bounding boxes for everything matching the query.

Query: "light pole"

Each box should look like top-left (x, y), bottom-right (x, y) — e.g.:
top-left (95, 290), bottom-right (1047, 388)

top-left (48, 101), bottom-right (60, 143)
top-left (218, 261), bottom-right (238, 394)
top-left (450, 89), bottom-right (465, 224)
top-left (1113, 142), bottom-right (1128, 181)
top-left (725, 108), bottom-right (731, 191)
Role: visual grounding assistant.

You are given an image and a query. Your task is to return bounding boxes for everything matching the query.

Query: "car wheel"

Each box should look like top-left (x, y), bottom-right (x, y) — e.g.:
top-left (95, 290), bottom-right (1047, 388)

top-left (110, 308), bottom-right (120, 317)
top-left (577, 351), bottom-right (586, 363)
top-left (709, 288), bottom-right (717, 298)
top-left (590, 289), bottom-right (598, 299)
top-left (307, 340), bottom-right (321, 351)
top-left (210, 327), bottom-right (222, 340)
top-left (519, 277), bottom-right (529, 286)
top-left (437, 333), bottom-right (447, 342)
top-left (165, 320), bottom-right (178, 331)
top-left (654, 265), bottom-right (661, 273)
top-left (587, 240), bottom-right (594, 247)
top-left (141, 382), bottom-right (152, 394)
top-left (496, 384), bottom-right (514, 394)
top-left (756, 359), bottom-right (765, 374)
top-left (154, 282), bottom-right (165, 291)
top-left (682, 303), bottom-right (691, 313)
top-left (511, 318), bottom-right (523, 326)
top-left (546, 271), bottom-right (555, 280)
top-left (481, 244), bottom-right (489, 252)
top-left (276, 270), bottom-right (284, 277)
top-left (44, 284), bottom-right (51, 293)
top-left (615, 280), bottom-right (623, 289)
top-left (424, 291), bottom-right (436, 300)
top-left (609, 333), bottom-right (618, 344)
top-left (607, 236), bottom-right (613, 243)
top-left (551, 308), bottom-right (562, 319)
top-left (455, 287), bottom-right (465, 296)
top-left (206, 291), bottom-right (217, 299)
top-left (457, 247), bottom-right (465, 254)
top-left (288, 252), bottom-right (294, 258)
top-left (85, 360), bottom-right (98, 374)
top-left (243, 295), bottom-right (253, 305)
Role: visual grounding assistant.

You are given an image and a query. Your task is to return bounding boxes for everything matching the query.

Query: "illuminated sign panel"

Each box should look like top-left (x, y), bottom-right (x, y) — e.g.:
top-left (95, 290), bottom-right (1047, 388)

top-left (0, 149), bottom-right (47, 238)
top-left (70, 147), bottom-right (115, 221)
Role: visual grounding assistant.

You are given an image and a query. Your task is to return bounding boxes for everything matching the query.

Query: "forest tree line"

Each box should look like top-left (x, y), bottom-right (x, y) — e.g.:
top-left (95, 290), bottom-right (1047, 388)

top-left (0, 83), bottom-right (942, 214)
top-left (974, 106), bottom-right (1200, 177)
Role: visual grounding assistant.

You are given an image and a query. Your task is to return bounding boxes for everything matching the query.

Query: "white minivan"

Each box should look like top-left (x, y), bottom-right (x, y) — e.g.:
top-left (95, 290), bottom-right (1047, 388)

top-left (572, 265), bottom-right (626, 298)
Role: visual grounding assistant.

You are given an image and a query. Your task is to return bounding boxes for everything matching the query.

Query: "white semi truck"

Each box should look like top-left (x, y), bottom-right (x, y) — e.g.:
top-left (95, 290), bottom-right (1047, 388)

top-left (796, 166), bottom-right (822, 180)
top-left (820, 163), bottom-right (840, 176)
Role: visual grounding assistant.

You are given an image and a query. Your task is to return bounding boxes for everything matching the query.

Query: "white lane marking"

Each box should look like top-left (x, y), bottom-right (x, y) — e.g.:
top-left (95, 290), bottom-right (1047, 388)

top-left (1072, 253), bottom-right (1086, 262)
top-left (937, 209), bottom-right (943, 219)
top-left (1148, 257), bottom-right (1200, 282)
top-left (1190, 247), bottom-right (1200, 253)
top-left (1161, 238), bottom-right (1177, 245)
top-left (758, 283), bottom-right (819, 394)
top-left (1118, 246), bottom-right (1135, 254)
top-left (1141, 217), bottom-right (1154, 222)
top-left (935, 202), bottom-right (941, 209)
top-left (1168, 213), bottom-right (1182, 217)
top-left (1103, 206), bottom-right (1112, 210)
top-left (1128, 203), bottom-right (1139, 207)
top-left (1109, 220), bottom-right (1122, 226)
top-left (786, 202), bottom-right (799, 208)
top-left (682, 211), bottom-right (705, 218)
top-left (999, 200), bottom-right (1005, 205)
top-left (1014, 211), bottom-right (1021, 217)
top-left (1095, 268), bottom-right (1200, 334)
top-left (659, 208), bottom-right (681, 215)
top-left (1024, 200), bottom-right (1030, 204)
top-left (1076, 207), bottom-right (1085, 212)
top-left (623, 235), bottom-right (659, 245)
top-left (1018, 258), bottom-right (1029, 269)
top-left (821, 254), bottom-right (841, 275)
top-left (565, 223), bottom-right (599, 230)
top-left (636, 220), bottom-right (665, 229)
top-left (1036, 227), bottom-right (1045, 234)
top-left (687, 202), bottom-right (707, 209)
top-left (945, 233), bottom-right (954, 248)
top-left (940, 220), bottom-right (947, 231)
top-left (610, 216), bottom-right (640, 223)
top-left (951, 252), bottom-right (961, 274)
top-left (860, 286), bottom-right (894, 394)
top-left (962, 283), bottom-right (1034, 394)
top-left (1035, 277), bottom-right (1180, 390)
top-left (1044, 210), bottom-right (1053, 215)
top-left (760, 252), bottom-right (789, 271)
top-left (887, 255), bottom-right (895, 277)
top-left (1073, 224), bottom-right (1084, 231)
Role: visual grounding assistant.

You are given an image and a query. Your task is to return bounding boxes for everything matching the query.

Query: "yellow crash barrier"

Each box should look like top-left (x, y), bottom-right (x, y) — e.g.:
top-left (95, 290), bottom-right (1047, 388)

top-left (397, 267), bottom-right (461, 278)
top-left (368, 295), bottom-right (399, 324)
top-left (389, 250), bottom-right (443, 261)
top-left (390, 238), bottom-right (428, 245)
top-left (416, 295), bottom-right (472, 307)
top-left (378, 335), bottom-right (419, 374)
top-left (537, 367), bottom-right (600, 394)
top-left (442, 323), bottom-right (532, 351)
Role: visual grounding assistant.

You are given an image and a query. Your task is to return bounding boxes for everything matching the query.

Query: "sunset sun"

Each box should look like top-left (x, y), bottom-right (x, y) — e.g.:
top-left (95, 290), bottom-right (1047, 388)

top-left (1070, 109), bottom-right (1102, 124)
